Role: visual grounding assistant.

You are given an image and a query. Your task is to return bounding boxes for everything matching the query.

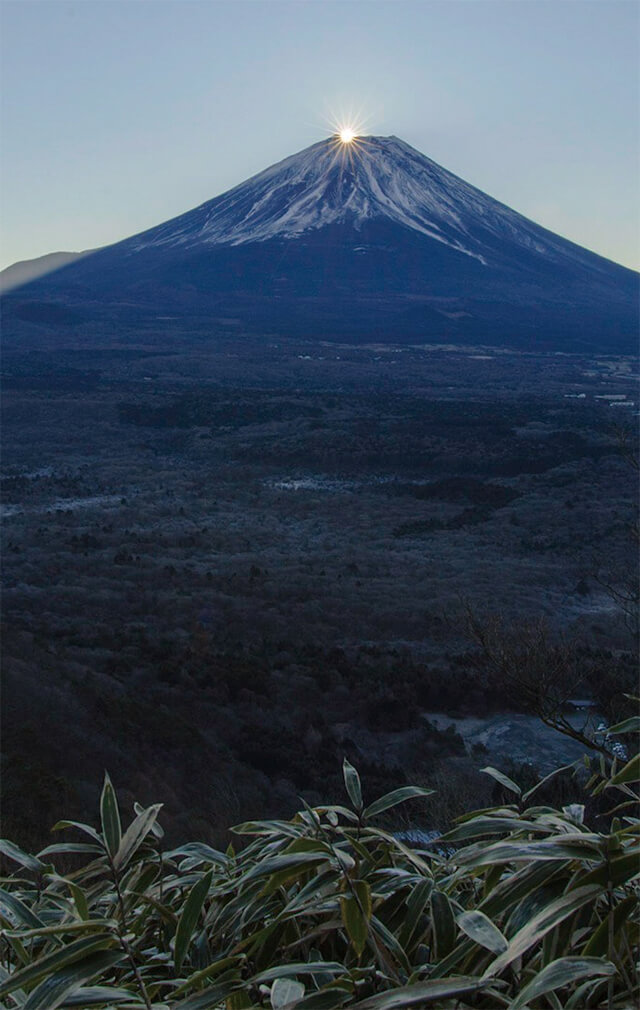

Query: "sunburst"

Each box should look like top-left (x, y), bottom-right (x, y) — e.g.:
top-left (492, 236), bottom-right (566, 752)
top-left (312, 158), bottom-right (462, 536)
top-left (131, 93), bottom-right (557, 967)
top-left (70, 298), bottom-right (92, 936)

top-left (339, 127), bottom-right (357, 144)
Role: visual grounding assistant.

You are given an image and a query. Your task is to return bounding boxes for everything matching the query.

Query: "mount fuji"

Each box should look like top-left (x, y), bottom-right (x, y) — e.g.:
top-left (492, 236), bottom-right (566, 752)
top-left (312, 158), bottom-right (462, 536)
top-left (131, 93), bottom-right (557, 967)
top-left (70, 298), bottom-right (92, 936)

top-left (3, 135), bottom-right (638, 352)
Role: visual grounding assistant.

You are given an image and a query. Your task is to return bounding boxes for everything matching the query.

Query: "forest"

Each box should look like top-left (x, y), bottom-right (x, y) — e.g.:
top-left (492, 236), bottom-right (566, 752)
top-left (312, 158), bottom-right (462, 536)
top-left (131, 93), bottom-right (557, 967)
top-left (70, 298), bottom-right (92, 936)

top-left (2, 338), bottom-right (637, 849)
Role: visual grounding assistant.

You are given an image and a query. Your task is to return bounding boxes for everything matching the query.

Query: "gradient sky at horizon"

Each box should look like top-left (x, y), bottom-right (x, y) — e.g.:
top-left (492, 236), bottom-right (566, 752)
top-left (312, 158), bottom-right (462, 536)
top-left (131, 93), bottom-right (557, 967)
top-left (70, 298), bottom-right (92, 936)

top-left (1, 0), bottom-right (638, 271)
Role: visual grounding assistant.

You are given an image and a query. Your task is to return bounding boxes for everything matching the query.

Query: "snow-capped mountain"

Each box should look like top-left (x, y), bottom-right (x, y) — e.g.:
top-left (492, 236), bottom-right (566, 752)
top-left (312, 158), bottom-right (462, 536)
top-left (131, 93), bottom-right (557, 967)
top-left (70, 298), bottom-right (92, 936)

top-left (125, 136), bottom-right (596, 272)
top-left (3, 136), bottom-right (638, 352)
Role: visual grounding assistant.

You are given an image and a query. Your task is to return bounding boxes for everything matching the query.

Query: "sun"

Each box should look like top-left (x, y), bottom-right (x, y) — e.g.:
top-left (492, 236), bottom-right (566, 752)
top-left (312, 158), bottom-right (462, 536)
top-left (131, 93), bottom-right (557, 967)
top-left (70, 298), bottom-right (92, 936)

top-left (323, 107), bottom-right (371, 148)
top-left (339, 127), bottom-right (357, 144)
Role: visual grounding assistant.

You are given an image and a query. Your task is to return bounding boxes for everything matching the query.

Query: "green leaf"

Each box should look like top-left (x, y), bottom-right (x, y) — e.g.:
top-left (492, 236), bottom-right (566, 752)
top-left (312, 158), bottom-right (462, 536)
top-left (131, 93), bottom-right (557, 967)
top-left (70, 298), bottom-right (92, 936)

top-left (296, 991), bottom-right (350, 1010)
top-left (479, 860), bottom-right (573, 920)
top-left (363, 786), bottom-right (434, 820)
top-left (443, 815), bottom-right (544, 842)
top-left (173, 975), bottom-right (244, 1010)
top-left (271, 977), bottom-right (306, 1009)
top-left (483, 884), bottom-right (602, 977)
top-left (37, 843), bottom-right (103, 857)
top-left (3, 933), bottom-right (30, 968)
top-left (456, 910), bottom-right (507, 954)
top-left (5, 919), bottom-right (117, 940)
top-left (349, 976), bottom-right (492, 1008)
top-left (50, 821), bottom-right (104, 846)
top-left (510, 956), bottom-right (616, 1009)
top-left (577, 851), bottom-right (640, 889)
top-left (170, 956), bottom-right (244, 998)
top-left (398, 878), bottom-right (432, 949)
top-left (174, 869), bottom-right (212, 972)
top-left (342, 759), bottom-right (363, 811)
top-left (370, 915), bottom-right (412, 976)
top-left (134, 800), bottom-right (164, 839)
top-left (113, 803), bottom-right (163, 870)
top-left (0, 887), bottom-right (47, 930)
top-left (607, 715), bottom-right (640, 735)
top-left (565, 976), bottom-right (612, 1008)
top-left (252, 963), bottom-right (345, 985)
top-left (168, 841), bottom-right (228, 862)
top-left (99, 773), bottom-right (121, 858)
top-left (582, 895), bottom-right (637, 956)
top-left (430, 890), bottom-right (456, 960)
top-left (66, 881), bottom-right (89, 922)
top-left (0, 840), bottom-right (46, 873)
top-left (226, 993), bottom-right (253, 1010)
top-left (340, 880), bottom-right (371, 956)
top-left (241, 851), bottom-right (329, 885)
top-left (481, 767), bottom-right (521, 796)
top-left (522, 763), bottom-right (575, 803)
top-left (0, 934), bottom-right (117, 999)
top-left (455, 834), bottom-right (603, 867)
top-left (609, 753), bottom-right (640, 785)
top-left (261, 860), bottom-right (330, 897)
top-left (57, 984), bottom-right (142, 1005)
top-left (22, 951), bottom-right (124, 1010)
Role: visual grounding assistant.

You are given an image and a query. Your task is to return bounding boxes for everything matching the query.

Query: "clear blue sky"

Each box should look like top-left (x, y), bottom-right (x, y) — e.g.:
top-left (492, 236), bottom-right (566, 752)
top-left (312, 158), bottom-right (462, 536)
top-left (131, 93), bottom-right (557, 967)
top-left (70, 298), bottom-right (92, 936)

top-left (1, 0), bottom-right (638, 270)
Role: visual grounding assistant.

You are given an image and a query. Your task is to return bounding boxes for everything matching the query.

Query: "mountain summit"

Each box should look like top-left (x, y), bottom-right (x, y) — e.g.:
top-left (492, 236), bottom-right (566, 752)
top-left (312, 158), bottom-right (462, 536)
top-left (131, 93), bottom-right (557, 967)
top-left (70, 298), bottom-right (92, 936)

top-left (122, 136), bottom-right (597, 272)
top-left (3, 135), bottom-right (638, 351)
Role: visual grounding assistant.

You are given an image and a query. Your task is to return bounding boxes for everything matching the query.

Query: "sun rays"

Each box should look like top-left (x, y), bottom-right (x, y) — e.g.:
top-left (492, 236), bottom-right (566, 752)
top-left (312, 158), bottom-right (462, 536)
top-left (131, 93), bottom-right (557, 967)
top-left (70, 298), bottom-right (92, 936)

top-left (322, 110), bottom-right (375, 176)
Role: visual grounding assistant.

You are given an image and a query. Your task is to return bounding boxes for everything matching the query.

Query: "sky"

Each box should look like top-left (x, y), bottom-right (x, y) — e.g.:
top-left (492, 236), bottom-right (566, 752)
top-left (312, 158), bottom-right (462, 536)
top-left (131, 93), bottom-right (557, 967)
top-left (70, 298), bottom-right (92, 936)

top-left (1, 0), bottom-right (638, 272)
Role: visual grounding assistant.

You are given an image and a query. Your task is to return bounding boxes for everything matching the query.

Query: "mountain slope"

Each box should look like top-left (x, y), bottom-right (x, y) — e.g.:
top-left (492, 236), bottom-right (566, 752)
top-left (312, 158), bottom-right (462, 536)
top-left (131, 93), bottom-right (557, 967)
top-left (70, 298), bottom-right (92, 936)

top-left (2, 136), bottom-right (637, 352)
top-left (0, 250), bottom-right (90, 294)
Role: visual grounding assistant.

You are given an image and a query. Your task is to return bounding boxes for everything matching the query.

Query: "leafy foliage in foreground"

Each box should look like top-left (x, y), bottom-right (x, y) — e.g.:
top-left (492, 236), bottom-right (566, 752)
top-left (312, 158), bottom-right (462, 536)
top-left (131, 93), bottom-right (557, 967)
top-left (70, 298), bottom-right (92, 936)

top-left (1, 731), bottom-right (638, 1009)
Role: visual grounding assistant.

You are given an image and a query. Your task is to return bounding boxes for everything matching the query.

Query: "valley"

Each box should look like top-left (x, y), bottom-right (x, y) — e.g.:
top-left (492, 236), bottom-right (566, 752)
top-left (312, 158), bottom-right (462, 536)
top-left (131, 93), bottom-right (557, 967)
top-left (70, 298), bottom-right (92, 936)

top-left (2, 338), bottom-right (637, 847)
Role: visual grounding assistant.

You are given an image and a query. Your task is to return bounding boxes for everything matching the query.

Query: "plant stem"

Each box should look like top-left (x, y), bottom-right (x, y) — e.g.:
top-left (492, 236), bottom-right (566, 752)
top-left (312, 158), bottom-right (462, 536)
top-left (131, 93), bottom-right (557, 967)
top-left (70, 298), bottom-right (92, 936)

top-left (108, 852), bottom-right (153, 1010)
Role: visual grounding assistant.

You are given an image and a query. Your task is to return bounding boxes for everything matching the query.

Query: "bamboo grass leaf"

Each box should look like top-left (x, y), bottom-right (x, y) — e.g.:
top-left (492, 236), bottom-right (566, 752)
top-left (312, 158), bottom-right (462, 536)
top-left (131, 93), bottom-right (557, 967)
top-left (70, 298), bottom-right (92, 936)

top-left (271, 977), bottom-right (305, 1009)
top-left (174, 869), bottom-right (212, 972)
top-left (398, 878), bottom-right (432, 949)
top-left (251, 963), bottom-right (345, 985)
top-left (607, 715), bottom-right (640, 735)
top-left (482, 884), bottom-right (603, 977)
top-left (50, 821), bottom-right (104, 846)
top-left (22, 950), bottom-right (125, 1010)
top-left (509, 956), bottom-right (617, 1009)
top-left (55, 983), bottom-right (143, 1005)
top-left (609, 753), bottom-right (640, 785)
top-left (340, 880), bottom-right (371, 956)
top-left (37, 844), bottom-right (103, 857)
top-left (5, 919), bottom-right (118, 940)
top-left (575, 850), bottom-right (640, 888)
top-left (480, 767), bottom-right (521, 796)
top-left (582, 895), bottom-right (637, 956)
top-left (430, 890), bottom-right (456, 959)
top-left (99, 774), bottom-right (121, 858)
top-left (0, 934), bottom-right (118, 999)
top-left (342, 759), bottom-right (363, 812)
top-left (522, 764), bottom-right (576, 803)
top-left (0, 888), bottom-right (47, 931)
top-left (170, 955), bottom-right (245, 998)
top-left (363, 787), bottom-right (434, 820)
top-left (349, 976), bottom-right (493, 1008)
top-left (0, 841), bottom-right (47, 874)
top-left (173, 974), bottom-right (245, 1010)
top-left (114, 803), bottom-right (163, 870)
top-left (456, 910), bottom-right (508, 954)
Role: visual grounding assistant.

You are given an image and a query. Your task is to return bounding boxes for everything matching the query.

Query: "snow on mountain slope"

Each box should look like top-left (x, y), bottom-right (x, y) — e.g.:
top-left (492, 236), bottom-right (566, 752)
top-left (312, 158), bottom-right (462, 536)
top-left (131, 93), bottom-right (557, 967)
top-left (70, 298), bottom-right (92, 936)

top-left (3, 134), bottom-right (637, 353)
top-left (126, 136), bottom-right (594, 271)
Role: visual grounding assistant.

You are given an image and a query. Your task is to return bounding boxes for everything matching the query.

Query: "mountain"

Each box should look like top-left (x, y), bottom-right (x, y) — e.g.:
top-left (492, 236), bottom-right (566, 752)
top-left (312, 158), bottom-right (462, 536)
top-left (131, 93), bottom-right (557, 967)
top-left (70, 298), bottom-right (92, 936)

top-left (2, 135), bottom-right (637, 352)
top-left (0, 250), bottom-right (90, 294)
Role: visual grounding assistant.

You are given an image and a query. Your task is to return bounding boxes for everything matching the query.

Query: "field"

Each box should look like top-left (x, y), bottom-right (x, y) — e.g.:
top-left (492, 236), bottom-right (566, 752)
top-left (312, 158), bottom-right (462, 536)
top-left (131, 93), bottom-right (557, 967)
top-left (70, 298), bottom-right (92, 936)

top-left (2, 336), bottom-right (637, 846)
